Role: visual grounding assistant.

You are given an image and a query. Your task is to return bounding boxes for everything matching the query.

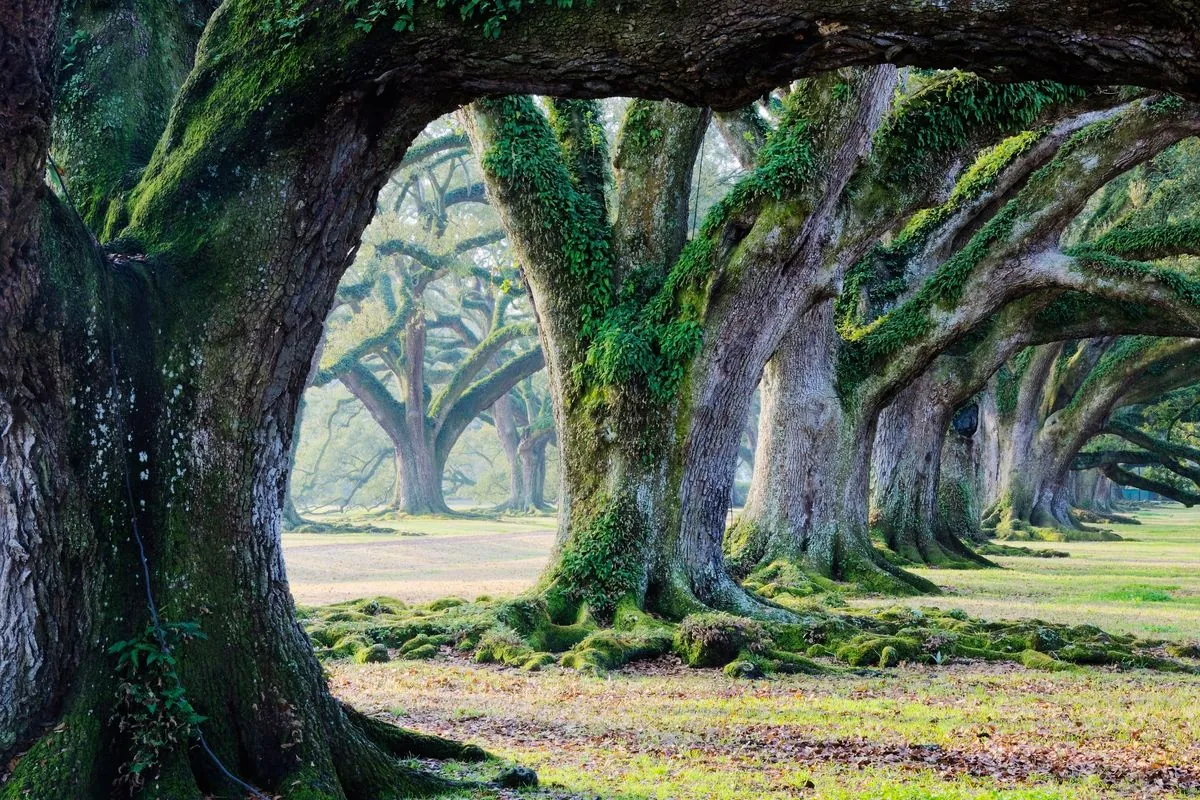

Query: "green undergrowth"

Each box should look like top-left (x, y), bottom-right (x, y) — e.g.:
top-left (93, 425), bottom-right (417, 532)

top-left (299, 592), bottom-right (1200, 680)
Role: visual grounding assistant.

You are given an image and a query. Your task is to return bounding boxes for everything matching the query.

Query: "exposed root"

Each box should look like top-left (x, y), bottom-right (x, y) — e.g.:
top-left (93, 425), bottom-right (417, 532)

top-left (982, 501), bottom-right (1122, 542)
top-left (342, 704), bottom-right (488, 762)
top-left (300, 589), bottom-right (1200, 687)
top-left (1074, 508), bottom-right (1140, 525)
top-left (974, 541), bottom-right (1069, 558)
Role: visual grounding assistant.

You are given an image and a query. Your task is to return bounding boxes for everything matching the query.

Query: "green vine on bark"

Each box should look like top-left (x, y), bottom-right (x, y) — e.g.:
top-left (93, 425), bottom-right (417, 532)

top-left (872, 73), bottom-right (1085, 189)
top-left (108, 622), bottom-right (208, 792)
top-left (837, 128), bottom-right (1047, 332)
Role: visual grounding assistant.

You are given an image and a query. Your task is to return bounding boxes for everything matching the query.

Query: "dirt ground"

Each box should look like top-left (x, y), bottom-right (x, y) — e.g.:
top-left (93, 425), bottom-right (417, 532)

top-left (283, 521), bottom-right (555, 604)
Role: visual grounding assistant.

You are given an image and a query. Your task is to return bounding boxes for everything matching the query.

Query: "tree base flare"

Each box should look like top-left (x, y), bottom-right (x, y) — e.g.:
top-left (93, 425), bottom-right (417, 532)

top-left (982, 500), bottom-right (1123, 542)
top-left (1, 696), bottom-right (490, 800)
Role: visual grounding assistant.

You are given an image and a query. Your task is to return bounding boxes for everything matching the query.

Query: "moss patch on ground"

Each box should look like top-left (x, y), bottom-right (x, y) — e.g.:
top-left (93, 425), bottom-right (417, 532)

top-left (300, 592), bottom-right (1199, 678)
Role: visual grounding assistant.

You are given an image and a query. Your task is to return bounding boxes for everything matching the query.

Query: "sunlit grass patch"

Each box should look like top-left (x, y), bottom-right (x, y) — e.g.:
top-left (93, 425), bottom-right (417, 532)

top-left (1096, 584), bottom-right (1177, 603)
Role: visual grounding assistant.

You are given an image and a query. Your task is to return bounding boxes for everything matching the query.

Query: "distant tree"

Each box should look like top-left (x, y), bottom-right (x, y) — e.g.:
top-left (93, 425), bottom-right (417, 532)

top-left (492, 375), bottom-right (556, 512)
top-left (313, 131), bottom-right (543, 514)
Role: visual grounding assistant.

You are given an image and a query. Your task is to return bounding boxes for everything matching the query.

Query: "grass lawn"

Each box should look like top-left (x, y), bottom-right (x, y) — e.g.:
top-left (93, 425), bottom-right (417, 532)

top-left (292, 505), bottom-right (1200, 798)
top-left (877, 506), bottom-right (1200, 641)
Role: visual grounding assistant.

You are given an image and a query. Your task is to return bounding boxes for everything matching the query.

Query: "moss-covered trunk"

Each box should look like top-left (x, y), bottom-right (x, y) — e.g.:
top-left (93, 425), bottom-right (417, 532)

top-left (536, 386), bottom-right (681, 621)
top-left (3, 3), bottom-right (502, 786)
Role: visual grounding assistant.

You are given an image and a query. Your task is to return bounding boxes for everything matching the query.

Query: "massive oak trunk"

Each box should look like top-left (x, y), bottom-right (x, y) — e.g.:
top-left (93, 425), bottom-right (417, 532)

top-left (729, 303), bottom-right (939, 592)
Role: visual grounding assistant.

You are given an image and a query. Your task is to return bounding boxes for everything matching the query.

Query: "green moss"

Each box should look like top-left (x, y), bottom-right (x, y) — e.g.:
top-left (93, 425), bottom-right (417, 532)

top-left (555, 492), bottom-right (648, 621)
top-left (354, 643), bottom-right (391, 664)
top-left (300, 589), bottom-right (1199, 682)
top-left (560, 629), bottom-right (673, 674)
top-left (327, 634), bottom-right (371, 660)
top-left (975, 542), bottom-right (1070, 558)
top-left (834, 634), bottom-right (921, 667)
top-left (1026, 626), bottom-right (1066, 652)
top-left (1166, 641), bottom-right (1200, 658)
top-left (675, 613), bottom-right (767, 668)
top-left (474, 628), bottom-right (539, 667)
top-left (877, 645), bottom-right (900, 667)
top-left (427, 597), bottom-right (467, 611)
top-left (872, 73), bottom-right (1085, 190)
top-left (1019, 649), bottom-right (1075, 672)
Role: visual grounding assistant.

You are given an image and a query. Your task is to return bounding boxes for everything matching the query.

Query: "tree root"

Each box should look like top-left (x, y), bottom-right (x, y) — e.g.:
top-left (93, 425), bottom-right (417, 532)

top-left (341, 704), bottom-right (488, 762)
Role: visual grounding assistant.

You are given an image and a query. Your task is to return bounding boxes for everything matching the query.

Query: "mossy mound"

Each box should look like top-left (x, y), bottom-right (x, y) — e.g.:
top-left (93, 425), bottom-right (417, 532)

top-left (982, 508), bottom-right (1122, 543)
top-left (674, 613), bottom-right (768, 667)
top-left (1166, 641), bottom-right (1200, 659)
top-left (299, 594), bottom-right (1198, 679)
top-left (742, 561), bottom-right (842, 602)
top-left (834, 634), bottom-right (922, 667)
top-left (995, 522), bottom-right (1122, 542)
top-left (975, 542), bottom-right (1070, 558)
top-left (354, 643), bottom-right (390, 664)
top-left (1020, 649), bottom-right (1075, 672)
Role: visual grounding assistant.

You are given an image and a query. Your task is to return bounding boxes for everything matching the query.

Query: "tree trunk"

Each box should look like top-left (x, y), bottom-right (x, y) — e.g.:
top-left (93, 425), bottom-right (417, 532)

top-left (0, 0), bottom-right (99, 763)
top-left (935, 403), bottom-right (990, 546)
top-left (4, 23), bottom-right (489, 786)
top-left (984, 345), bottom-right (1063, 535)
top-left (727, 303), bottom-right (937, 593)
top-left (537, 388), bottom-right (683, 622)
top-left (871, 376), bottom-right (953, 564)
top-left (521, 435), bottom-right (551, 510)
top-left (728, 302), bottom-right (843, 576)
top-left (871, 380), bottom-right (989, 565)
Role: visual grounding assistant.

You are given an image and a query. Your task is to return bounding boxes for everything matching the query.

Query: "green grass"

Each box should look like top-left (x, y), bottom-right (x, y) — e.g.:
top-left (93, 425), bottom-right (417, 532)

top-left (314, 504), bottom-right (1200, 799)
top-left (866, 506), bottom-right (1200, 640)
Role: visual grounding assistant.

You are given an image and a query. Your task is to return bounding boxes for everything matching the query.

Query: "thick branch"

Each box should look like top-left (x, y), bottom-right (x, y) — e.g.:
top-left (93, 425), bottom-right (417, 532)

top-left (428, 321), bottom-right (538, 430)
top-left (434, 347), bottom-right (546, 461)
top-left (1101, 463), bottom-right (1200, 506)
